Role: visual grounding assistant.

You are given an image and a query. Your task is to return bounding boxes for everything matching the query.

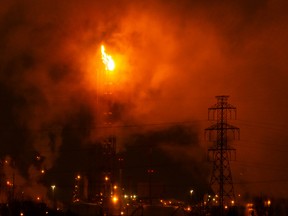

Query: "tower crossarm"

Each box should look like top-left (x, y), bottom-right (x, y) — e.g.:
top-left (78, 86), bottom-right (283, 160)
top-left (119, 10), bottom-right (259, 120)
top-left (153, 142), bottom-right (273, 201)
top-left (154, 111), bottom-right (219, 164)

top-left (205, 123), bottom-right (239, 131)
top-left (205, 123), bottom-right (240, 141)
top-left (208, 103), bottom-right (236, 110)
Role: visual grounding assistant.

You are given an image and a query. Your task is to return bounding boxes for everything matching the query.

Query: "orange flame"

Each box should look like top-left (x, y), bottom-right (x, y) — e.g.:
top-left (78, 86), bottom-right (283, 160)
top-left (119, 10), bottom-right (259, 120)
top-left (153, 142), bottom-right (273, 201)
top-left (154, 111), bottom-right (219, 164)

top-left (101, 45), bottom-right (115, 71)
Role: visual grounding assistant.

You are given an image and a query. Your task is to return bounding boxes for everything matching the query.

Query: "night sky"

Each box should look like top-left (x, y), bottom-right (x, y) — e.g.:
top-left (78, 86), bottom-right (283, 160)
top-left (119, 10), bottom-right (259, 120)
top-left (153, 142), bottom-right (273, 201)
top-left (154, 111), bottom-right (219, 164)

top-left (0, 0), bottom-right (288, 206)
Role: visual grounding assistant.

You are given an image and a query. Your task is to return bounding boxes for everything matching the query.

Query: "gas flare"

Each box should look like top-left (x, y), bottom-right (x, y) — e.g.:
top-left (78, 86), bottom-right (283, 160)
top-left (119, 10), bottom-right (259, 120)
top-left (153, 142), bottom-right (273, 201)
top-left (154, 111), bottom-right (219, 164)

top-left (101, 45), bottom-right (115, 71)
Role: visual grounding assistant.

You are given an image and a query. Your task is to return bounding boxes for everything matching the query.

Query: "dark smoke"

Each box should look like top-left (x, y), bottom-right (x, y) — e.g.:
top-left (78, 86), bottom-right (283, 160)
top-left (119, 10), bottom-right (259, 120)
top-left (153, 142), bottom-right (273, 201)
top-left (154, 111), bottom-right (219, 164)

top-left (122, 125), bottom-right (209, 200)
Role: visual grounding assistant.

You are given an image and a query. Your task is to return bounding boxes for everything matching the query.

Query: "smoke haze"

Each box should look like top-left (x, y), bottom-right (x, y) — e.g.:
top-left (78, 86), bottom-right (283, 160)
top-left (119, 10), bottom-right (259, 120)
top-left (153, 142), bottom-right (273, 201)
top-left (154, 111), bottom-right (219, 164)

top-left (0, 0), bottom-right (288, 204)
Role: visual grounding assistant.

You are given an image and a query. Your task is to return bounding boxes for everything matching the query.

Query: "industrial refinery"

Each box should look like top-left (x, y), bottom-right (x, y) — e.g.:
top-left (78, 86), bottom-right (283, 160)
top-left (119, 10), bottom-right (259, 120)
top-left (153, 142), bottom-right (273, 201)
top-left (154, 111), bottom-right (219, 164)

top-left (1, 0), bottom-right (288, 215)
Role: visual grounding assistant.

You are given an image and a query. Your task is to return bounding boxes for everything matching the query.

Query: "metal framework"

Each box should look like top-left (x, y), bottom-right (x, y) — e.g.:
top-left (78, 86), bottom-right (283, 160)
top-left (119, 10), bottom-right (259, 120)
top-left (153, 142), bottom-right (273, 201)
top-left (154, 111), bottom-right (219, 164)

top-left (100, 49), bottom-right (119, 216)
top-left (205, 96), bottom-right (239, 214)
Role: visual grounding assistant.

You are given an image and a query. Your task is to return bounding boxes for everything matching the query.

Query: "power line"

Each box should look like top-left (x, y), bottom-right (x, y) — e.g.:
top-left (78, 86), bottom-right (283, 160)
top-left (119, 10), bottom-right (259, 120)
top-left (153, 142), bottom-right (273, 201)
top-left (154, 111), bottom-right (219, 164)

top-left (234, 179), bottom-right (288, 185)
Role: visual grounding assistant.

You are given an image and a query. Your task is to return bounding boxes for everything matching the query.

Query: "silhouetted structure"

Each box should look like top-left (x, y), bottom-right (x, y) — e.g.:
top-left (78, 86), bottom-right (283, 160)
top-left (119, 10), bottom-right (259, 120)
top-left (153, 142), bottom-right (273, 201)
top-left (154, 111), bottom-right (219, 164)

top-left (99, 46), bottom-right (119, 216)
top-left (205, 96), bottom-right (240, 215)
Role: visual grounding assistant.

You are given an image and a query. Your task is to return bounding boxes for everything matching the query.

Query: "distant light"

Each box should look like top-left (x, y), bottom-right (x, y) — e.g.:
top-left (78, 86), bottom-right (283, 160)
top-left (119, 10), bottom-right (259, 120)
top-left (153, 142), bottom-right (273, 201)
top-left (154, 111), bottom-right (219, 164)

top-left (105, 176), bottom-right (109, 181)
top-left (224, 205), bottom-right (228, 209)
top-left (51, 185), bottom-right (56, 190)
top-left (268, 200), bottom-right (271, 206)
top-left (77, 175), bottom-right (81, 180)
top-left (20, 212), bottom-right (24, 216)
top-left (112, 196), bottom-right (118, 203)
top-left (113, 185), bottom-right (117, 190)
top-left (190, 190), bottom-right (194, 195)
top-left (265, 200), bottom-right (271, 207)
top-left (247, 203), bottom-right (253, 208)
top-left (231, 200), bottom-right (235, 205)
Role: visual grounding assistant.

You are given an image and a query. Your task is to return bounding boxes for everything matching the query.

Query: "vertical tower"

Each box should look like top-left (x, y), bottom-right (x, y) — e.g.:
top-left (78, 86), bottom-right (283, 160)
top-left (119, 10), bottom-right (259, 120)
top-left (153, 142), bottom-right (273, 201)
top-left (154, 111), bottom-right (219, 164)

top-left (100, 45), bottom-right (118, 215)
top-left (205, 96), bottom-right (239, 215)
top-left (102, 61), bottom-right (116, 198)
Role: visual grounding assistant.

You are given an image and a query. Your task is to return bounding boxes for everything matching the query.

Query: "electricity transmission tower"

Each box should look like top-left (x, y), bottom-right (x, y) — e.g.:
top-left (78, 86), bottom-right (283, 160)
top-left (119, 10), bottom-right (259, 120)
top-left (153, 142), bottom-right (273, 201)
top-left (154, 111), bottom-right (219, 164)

top-left (205, 96), bottom-right (240, 215)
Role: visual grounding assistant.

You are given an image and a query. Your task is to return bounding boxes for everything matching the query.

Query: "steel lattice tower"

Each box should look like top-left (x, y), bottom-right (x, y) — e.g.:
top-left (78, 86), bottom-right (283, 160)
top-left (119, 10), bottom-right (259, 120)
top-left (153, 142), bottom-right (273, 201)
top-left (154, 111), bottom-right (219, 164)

top-left (205, 96), bottom-right (239, 215)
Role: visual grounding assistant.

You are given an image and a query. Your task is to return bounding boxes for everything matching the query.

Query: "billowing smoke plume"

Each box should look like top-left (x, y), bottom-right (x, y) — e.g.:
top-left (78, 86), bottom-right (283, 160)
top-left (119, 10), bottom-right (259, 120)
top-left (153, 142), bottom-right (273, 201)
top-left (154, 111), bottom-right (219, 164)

top-left (0, 0), bottom-right (288, 204)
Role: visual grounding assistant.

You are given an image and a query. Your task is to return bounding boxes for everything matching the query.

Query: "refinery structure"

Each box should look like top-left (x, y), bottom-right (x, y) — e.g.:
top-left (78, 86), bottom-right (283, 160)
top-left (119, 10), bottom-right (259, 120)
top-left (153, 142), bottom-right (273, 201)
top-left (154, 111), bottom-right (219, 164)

top-left (67, 47), bottom-right (250, 216)
top-left (0, 45), bottom-right (274, 216)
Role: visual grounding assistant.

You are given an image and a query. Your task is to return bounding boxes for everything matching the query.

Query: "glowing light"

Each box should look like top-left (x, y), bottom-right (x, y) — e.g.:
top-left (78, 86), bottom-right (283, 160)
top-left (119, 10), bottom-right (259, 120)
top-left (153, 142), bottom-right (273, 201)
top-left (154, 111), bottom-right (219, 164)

top-left (105, 176), bottom-right (109, 181)
top-left (247, 203), bottom-right (253, 208)
top-left (265, 199), bottom-right (271, 207)
top-left (224, 205), bottom-right (228, 209)
top-left (41, 169), bottom-right (45, 174)
top-left (101, 45), bottom-right (115, 71)
top-left (267, 200), bottom-right (271, 206)
top-left (76, 175), bottom-right (81, 180)
top-left (112, 195), bottom-right (118, 203)
top-left (6, 181), bottom-right (12, 186)
top-left (231, 200), bottom-right (235, 205)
